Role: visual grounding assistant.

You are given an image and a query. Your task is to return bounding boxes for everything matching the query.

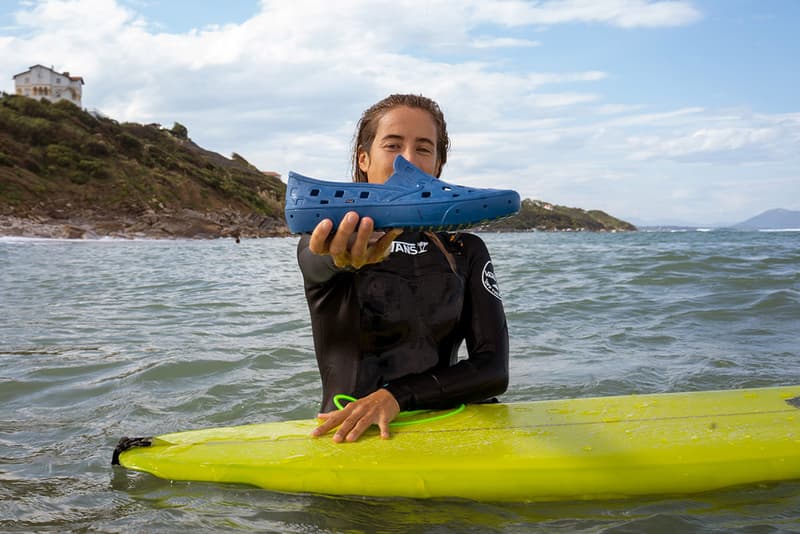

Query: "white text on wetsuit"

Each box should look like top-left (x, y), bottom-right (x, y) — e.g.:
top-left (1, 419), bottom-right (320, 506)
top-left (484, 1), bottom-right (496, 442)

top-left (390, 241), bottom-right (429, 255)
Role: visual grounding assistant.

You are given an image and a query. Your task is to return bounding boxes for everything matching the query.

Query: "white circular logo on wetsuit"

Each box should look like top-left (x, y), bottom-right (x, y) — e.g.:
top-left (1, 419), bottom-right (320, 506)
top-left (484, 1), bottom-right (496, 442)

top-left (481, 260), bottom-right (502, 301)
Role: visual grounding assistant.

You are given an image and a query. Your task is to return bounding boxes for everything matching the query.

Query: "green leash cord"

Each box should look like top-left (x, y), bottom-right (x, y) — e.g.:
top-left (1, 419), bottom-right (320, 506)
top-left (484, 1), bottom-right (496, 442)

top-left (333, 394), bottom-right (465, 427)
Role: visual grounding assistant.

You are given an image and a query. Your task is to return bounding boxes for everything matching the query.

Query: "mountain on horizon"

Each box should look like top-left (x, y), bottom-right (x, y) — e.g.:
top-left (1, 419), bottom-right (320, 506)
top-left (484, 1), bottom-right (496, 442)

top-left (732, 209), bottom-right (800, 230)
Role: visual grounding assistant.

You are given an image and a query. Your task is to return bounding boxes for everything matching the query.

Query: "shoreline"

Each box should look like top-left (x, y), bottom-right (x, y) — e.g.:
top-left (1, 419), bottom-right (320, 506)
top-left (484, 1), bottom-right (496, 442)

top-left (0, 212), bottom-right (290, 240)
top-left (0, 214), bottom-right (644, 239)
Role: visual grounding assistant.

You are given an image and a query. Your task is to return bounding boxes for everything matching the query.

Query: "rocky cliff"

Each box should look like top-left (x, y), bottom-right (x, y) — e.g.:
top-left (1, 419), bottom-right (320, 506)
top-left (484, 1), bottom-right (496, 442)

top-left (0, 94), bottom-right (286, 239)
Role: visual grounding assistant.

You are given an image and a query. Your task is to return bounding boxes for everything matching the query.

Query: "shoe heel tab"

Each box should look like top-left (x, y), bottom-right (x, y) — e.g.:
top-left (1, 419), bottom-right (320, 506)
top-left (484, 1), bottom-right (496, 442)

top-left (393, 154), bottom-right (411, 173)
top-left (393, 154), bottom-right (436, 180)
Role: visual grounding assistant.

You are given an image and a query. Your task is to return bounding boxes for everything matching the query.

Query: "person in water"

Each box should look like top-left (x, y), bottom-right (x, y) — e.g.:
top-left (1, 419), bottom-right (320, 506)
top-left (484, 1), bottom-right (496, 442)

top-left (297, 94), bottom-right (509, 442)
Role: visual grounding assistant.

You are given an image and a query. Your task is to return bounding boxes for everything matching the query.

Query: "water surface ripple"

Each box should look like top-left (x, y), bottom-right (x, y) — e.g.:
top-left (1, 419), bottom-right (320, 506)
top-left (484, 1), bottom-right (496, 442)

top-left (1, 230), bottom-right (798, 532)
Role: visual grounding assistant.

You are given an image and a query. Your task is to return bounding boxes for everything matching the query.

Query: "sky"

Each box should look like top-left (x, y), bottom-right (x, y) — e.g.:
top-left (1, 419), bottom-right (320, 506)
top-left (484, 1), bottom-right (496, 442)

top-left (1, 0), bottom-right (798, 226)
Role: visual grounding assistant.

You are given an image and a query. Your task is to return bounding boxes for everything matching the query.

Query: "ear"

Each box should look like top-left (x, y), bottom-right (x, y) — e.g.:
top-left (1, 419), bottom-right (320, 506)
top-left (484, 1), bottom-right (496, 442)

top-left (357, 151), bottom-right (370, 173)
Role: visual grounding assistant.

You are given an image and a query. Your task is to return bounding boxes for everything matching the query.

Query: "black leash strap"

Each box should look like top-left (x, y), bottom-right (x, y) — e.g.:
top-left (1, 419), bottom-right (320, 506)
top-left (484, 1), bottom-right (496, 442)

top-left (112, 436), bottom-right (152, 465)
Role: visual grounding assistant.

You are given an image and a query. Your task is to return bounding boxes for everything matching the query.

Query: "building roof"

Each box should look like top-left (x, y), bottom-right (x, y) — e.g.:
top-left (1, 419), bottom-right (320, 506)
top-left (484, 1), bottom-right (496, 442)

top-left (12, 64), bottom-right (84, 84)
top-left (12, 64), bottom-right (48, 78)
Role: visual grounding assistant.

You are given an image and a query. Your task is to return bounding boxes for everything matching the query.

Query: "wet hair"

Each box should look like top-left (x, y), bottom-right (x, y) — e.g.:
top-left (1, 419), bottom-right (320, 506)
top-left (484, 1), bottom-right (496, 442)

top-left (351, 94), bottom-right (450, 183)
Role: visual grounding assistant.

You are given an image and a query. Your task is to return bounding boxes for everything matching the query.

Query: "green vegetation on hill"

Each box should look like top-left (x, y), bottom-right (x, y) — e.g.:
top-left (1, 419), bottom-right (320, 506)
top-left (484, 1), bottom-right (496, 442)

top-left (480, 199), bottom-right (636, 232)
top-left (0, 94), bottom-right (635, 237)
top-left (0, 94), bottom-right (285, 235)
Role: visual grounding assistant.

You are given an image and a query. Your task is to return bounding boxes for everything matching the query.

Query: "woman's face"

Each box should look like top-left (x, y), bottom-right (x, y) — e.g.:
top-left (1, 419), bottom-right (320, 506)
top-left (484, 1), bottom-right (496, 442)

top-left (358, 106), bottom-right (439, 184)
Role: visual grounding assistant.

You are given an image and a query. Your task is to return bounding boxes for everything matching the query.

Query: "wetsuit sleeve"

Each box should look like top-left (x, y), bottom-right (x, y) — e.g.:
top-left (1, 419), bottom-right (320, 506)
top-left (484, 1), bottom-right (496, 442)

top-left (296, 234), bottom-right (344, 285)
top-left (383, 234), bottom-right (509, 410)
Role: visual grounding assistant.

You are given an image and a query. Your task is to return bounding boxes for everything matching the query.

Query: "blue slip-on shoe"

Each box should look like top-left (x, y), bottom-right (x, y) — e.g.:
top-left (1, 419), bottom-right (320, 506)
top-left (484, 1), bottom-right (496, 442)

top-left (284, 155), bottom-right (520, 233)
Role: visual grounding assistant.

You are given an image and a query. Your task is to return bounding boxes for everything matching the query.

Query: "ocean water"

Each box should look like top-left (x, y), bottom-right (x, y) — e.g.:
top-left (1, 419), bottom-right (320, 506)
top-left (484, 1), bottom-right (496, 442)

top-left (1, 230), bottom-right (799, 533)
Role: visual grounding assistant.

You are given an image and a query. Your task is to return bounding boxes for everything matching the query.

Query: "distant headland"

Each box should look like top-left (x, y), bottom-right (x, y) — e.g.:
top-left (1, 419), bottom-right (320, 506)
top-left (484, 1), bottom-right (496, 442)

top-left (732, 209), bottom-right (800, 230)
top-left (0, 94), bottom-right (635, 239)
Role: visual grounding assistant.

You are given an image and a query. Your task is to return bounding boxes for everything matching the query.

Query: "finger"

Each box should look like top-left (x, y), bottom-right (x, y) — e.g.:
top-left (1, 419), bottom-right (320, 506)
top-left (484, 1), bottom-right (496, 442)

top-left (310, 410), bottom-right (346, 437)
top-left (309, 219), bottom-right (334, 255)
top-left (349, 217), bottom-right (374, 268)
top-left (333, 414), bottom-right (359, 443)
top-left (345, 415), bottom-right (376, 442)
top-left (329, 212), bottom-right (359, 257)
top-left (370, 228), bottom-right (402, 263)
top-left (311, 420), bottom-right (333, 437)
top-left (377, 415), bottom-right (392, 440)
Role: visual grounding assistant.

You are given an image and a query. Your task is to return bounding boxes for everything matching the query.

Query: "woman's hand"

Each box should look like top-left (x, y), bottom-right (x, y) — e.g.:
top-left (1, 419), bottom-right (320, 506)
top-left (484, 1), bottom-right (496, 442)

top-left (311, 389), bottom-right (401, 442)
top-left (309, 212), bottom-right (402, 269)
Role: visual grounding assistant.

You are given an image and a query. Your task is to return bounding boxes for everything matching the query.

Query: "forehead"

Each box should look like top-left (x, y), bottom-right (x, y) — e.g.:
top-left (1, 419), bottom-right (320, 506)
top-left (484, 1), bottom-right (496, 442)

top-left (376, 106), bottom-right (437, 141)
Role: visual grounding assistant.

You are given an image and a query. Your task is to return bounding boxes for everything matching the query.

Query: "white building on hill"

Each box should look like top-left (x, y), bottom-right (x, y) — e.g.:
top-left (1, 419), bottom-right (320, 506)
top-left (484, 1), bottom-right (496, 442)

top-left (13, 64), bottom-right (84, 107)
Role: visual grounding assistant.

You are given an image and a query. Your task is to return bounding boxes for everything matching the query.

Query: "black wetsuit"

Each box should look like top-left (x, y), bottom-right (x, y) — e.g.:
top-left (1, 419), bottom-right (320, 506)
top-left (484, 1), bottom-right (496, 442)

top-left (298, 231), bottom-right (509, 413)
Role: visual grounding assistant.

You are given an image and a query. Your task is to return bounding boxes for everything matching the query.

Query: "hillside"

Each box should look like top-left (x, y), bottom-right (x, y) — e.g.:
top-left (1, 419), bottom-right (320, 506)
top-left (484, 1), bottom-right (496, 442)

top-left (0, 94), bottom-right (286, 238)
top-left (0, 94), bottom-right (635, 238)
top-left (480, 199), bottom-right (636, 232)
top-left (732, 208), bottom-right (800, 230)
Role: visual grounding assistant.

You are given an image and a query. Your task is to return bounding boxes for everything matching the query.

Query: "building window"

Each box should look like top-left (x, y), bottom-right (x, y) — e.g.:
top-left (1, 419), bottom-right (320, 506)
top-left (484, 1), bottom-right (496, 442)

top-left (56, 78), bottom-right (62, 84)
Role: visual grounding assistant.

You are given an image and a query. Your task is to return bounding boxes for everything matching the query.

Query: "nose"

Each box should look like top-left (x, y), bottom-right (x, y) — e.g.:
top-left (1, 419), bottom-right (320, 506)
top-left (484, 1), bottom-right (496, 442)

top-left (402, 148), bottom-right (422, 168)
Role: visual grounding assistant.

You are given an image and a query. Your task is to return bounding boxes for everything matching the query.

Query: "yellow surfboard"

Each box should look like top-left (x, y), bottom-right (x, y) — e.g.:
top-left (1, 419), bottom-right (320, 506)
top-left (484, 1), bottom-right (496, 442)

top-left (113, 385), bottom-right (800, 501)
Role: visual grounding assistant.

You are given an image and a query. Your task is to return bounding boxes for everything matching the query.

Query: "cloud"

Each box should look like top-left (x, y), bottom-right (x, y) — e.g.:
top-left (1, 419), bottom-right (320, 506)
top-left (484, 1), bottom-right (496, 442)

top-left (626, 127), bottom-right (779, 161)
top-left (605, 107), bottom-right (706, 127)
top-left (621, 109), bottom-right (800, 163)
top-left (471, 37), bottom-right (541, 49)
top-left (15, 0), bottom-right (144, 37)
top-left (593, 104), bottom-right (646, 115)
top-left (471, 0), bottom-right (702, 28)
top-left (526, 92), bottom-right (599, 108)
top-left (2, 0), bottom-right (797, 225)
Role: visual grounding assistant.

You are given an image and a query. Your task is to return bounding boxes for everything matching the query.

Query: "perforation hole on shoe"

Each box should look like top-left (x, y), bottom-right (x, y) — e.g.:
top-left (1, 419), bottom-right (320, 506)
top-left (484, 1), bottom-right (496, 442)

top-left (310, 189), bottom-right (320, 196)
top-left (360, 191), bottom-right (370, 199)
top-left (320, 200), bottom-right (329, 204)
top-left (345, 199), bottom-right (354, 203)
top-left (421, 191), bottom-right (431, 198)
top-left (335, 191), bottom-right (344, 198)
